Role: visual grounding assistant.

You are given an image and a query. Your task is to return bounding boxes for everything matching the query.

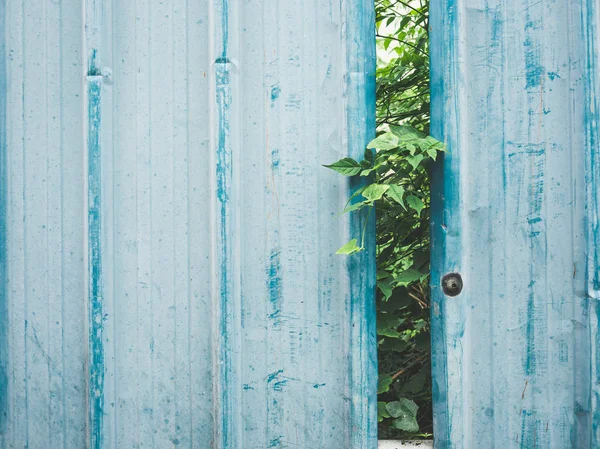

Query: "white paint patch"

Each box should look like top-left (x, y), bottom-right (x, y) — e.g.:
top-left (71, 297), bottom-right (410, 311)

top-left (378, 441), bottom-right (434, 449)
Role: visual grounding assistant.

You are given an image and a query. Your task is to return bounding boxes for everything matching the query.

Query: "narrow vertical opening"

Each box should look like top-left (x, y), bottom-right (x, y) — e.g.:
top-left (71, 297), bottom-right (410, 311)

top-left (372, 1), bottom-right (435, 443)
top-left (325, 0), bottom-right (436, 444)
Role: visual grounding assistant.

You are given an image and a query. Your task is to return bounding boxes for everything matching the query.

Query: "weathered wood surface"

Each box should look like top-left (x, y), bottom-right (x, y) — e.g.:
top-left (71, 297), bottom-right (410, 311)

top-left (431, 0), bottom-right (600, 447)
top-left (0, 0), bottom-right (377, 447)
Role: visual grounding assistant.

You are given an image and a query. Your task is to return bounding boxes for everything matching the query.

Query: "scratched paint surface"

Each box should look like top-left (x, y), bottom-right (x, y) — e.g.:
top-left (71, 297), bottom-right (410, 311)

top-left (430, 0), bottom-right (599, 447)
top-left (0, 0), bottom-right (376, 448)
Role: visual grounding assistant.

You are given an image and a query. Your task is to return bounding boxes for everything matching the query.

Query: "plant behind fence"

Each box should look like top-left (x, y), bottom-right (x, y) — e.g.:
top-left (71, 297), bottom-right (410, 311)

top-left (326, 0), bottom-right (438, 439)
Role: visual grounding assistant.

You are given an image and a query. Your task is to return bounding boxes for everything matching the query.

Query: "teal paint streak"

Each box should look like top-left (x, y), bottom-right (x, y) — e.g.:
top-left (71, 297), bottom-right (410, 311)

top-left (523, 16), bottom-right (543, 90)
top-left (220, 0), bottom-right (229, 60)
top-left (215, 52), bottom-right (235, 449)
top-left (524, 281), bottom-right (536, 376)
top-left (267, 249), bottom-right (282, 306)
top-left (345, 0), bottom-right (378, 447)
top-left (0, 0), bottom-right (8, 430)
top-left (583, 0), bottom-right (600, 443)
top-left (216, 64), bottom-right (231, 206)
top-left (523, 154), bottom-right (544, 378)
top-left (88, 48), bottom-right (101, 77)
top-left (87, 77), bottom-right (104, 449)
top-left (547, 71), bottom-right (560, 81)
top-left (429, 0), bottom-right (459, 446)
top-left (519, 410), bottom-right (536, 449)
top-left (523, 36), bottom-right (543, 89)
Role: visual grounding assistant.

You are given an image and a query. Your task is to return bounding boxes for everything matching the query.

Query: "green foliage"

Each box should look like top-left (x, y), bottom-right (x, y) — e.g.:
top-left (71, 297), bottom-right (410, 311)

top-left (376, 0), bottom-right (435, 439)
top-left (325, 128), bottom-right (443, 438)
top-left (326, 0), bottom-right (437, 439)
top-left (376, 0), bottom-right (430, 132)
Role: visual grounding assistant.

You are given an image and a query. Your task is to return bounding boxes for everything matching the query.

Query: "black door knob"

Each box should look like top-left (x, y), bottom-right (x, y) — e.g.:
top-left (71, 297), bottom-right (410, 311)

top-left (442, 273), bottom-right (463, 296)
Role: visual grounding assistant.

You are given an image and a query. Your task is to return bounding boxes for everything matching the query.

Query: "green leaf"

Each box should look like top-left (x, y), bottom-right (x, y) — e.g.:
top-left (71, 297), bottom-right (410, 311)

top-left (421, 136), bottom-right (439, 149)
top-left (389, 125), bottom-right (426, 140)
top-left (323, 158), bottom-right (361, 176)
top-left (335, 239), bottom-right (362, 255)
top-left (392, 415), bottom-right (420, 433)
top-left (377, 374), bottom-right (394, 394)
top-left (386, 184), bottom-right (406, 209)
top-left (342, 201), bottom-right (368, 214)
top-left (386, 398), bottom-right (418, 418)
top-left (406, 153), bottom-right (424, 170)
top-left (426, 148), bottom-right (438, 160)
top-left (401, 369), bottom-right (427, 394)
top-left (367, 132), bottom-right (400, 151)
top-left (377, 279), bottom-right (393, 301)
top-left (362, 184), bottom-right (390, 202)
top-left (377, 313), bottom-right (403, 338)
top-left (364, 148), bottom-right (375, 165)
top-left (377, 270), bottom-right (391, 280)
top-left (406, 195), bottom-right (425, 216)
top-left (345, 186), bottom-right (366, 208)
top-left (394, 268), bottom-right (423, 285)
top-left (387, 398), bottom-right (419, 433)
top-left (378, 402), bottom-right (391, 422)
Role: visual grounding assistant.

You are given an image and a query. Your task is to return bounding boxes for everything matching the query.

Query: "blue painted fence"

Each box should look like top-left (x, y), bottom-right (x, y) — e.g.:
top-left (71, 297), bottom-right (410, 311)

top-left (0, 0), bottom-right (377, 447)
top-left (431, 0), bottom-right (600, 447)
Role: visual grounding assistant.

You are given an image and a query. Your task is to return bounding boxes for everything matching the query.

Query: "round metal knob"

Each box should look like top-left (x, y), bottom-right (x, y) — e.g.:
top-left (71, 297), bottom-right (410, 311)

top-left (442, 273), bottom-right (463, 297)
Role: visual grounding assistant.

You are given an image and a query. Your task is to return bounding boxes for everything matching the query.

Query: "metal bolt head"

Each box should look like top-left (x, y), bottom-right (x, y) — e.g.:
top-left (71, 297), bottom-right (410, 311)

top-left (442, 272), bottom-right (463, 297)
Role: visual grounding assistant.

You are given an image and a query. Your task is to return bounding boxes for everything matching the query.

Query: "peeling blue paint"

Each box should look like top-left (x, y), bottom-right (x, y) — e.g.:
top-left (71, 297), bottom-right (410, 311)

top-left (524, 281), bottom-right (536, 376)
top-left (88, 48), bottom-right (101, 76)
top-left (547, 71), bottom-right (560, 81)
top-left (271, 149), bottom-right (280, 169)
top-left (220, 0), bottom-right (229, 60)
top-left (431, 0), bottom-right (599, 446)
top-left (267, 249), bottom-right (282, 306)
top-left (583, 0), bottom-right (600, 443)
top-left (272, 380), bottom-right (288, 392)
top-left (267, 370), bottom-right (284, 383)
top-left (87, 76), bottom-right (104, 449)
top-left (268, 437), bottom-right (282, 447)
top-left (523, 16), bottom-right (544, 90)
top-left (2, 0), bottom-right (378, 446)
top-left (215, 42), bottom-right (235, 449)
top-left (270, 85), bottom-right (281, 104)
top-left (215, 63), bottom-right (231, 206)
top-left (429, 0), bottom-right (459, 446)
top-left (345, 1), bottom-right (377, 448)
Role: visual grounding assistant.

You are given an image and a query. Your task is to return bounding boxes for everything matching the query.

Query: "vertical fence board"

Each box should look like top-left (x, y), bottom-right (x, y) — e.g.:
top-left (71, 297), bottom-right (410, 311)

top-left (0, 0), bottom-right (377, 447)
top-left (2, 1), bottom-right (88, 448)
top-left (431, 0), bottom-right (598, 447)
